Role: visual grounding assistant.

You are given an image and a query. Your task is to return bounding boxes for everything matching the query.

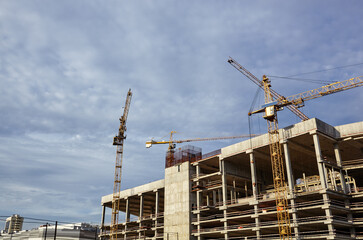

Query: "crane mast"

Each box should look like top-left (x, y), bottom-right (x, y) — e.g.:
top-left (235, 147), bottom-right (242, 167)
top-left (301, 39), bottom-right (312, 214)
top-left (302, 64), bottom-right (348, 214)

top-left (262, 76), bottom-right (292, 239)
top-left (111, 89), bottom-right (132, 240)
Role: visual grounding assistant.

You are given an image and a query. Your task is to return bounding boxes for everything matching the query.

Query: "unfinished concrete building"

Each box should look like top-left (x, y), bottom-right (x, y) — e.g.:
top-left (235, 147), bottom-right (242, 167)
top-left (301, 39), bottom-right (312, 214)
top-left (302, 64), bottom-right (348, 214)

top-left (3, 215), bottom-right (23, 234)
top-left (100, 118), bottom-right (363, 239)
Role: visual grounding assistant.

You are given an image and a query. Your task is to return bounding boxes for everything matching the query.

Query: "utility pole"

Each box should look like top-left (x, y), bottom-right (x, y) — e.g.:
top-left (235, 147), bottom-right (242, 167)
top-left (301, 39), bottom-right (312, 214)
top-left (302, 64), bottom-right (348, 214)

top-left (54, 221), bottom-right (57, 240)
top-left (44, 223), bottom-right (48, 240)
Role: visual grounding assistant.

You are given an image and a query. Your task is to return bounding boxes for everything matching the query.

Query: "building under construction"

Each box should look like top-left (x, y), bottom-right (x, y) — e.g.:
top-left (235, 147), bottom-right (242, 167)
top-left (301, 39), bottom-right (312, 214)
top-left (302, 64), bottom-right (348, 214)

top-left (100, 118), bottom-right (363, 239)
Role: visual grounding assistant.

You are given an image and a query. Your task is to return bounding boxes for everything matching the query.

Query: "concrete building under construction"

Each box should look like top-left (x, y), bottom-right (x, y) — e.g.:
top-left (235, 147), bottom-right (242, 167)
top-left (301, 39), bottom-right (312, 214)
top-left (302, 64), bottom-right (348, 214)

top-left (100, 118), bottom-right (363, 239)
top-left (3, 215), bottom-right (23, 234)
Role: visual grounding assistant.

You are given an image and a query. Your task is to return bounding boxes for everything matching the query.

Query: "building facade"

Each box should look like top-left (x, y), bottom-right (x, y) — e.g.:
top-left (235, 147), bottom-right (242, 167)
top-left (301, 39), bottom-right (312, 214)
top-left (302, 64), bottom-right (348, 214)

top-left (3, 215), bottom-right (23, 234)
top-left (100, 118), bottom-right (363, 239)
top-left (0, 223), bottom-right (98, 240)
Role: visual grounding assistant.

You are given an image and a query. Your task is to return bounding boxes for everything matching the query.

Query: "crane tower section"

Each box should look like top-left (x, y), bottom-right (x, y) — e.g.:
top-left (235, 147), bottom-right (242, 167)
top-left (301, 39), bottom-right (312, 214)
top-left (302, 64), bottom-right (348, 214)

top-left (262, 76), bottom-right (292, 239)
top-left (111, 89), bottom-right (132, 240)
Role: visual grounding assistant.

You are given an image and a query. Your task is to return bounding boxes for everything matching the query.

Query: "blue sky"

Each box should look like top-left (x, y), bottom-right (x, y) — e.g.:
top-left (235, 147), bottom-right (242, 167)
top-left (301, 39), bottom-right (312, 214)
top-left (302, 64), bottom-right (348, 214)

top-left (0, 0), bottom-right (362, 229)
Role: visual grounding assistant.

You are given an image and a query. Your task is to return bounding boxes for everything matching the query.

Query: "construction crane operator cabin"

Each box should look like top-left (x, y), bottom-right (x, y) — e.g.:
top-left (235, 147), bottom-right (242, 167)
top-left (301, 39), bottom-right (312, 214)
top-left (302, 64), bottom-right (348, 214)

top-left (100, 58), bottom-right (363, 240)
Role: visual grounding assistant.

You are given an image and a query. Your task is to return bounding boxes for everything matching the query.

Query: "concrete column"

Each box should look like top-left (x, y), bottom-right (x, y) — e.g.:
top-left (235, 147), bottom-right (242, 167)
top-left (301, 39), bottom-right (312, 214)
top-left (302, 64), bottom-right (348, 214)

top-left (281, 140), bottom-right (295, 194)
top-left (196, 164), bottom-right (201, 237)
top-left (221, 159), bottom-right (228, 205)
top-left (281, 140), bottom-right (300, 239)
top-left (124, 198), bottom-right (130, 240)
top-left (154, 190), bottom-right (159, 238)
top-left (223, 209), bottom-right (229, 240)
top-left (334, 143), bottom-right (342, 166)
top-left (289, 198), bottom-right (299, 239)
top-left (312, 133), bottom-right (328, 189)
top-left (139, 194), bottom-right (144, 219)
top-left (247, 150), bottom-right (258, 199)
top-left (100, 205), bottom-right (106, 236)
top-left (322, 194), bottom-right (334, 236)
top-left (220, 158), bottom-right (229, 240)
top-left (196, 165), bottom-right (201, 208)
top-left (254, 204), bottom-right (260, 239)
top-left (345, 199), bottom-right (356, 238)
top-left (155, 190), bottom-right (159, 215)
top-left (334, 143), bottom-right (348, 193)
top-left (138, 194), bottom-right (144, 239)
top-left (125, 198), bottom-right (130, 222)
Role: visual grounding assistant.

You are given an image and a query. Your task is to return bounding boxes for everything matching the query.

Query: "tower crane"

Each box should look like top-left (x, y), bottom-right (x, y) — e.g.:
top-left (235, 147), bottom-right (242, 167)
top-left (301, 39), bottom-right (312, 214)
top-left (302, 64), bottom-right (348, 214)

top-left (251, 75), bottom-right (362, 239)
top-left (229, 57), bottom-right (362, 240)
top-left (111, 89), bottom-right (132, 240)
top-left (228, 57), bottom-right (309, 121)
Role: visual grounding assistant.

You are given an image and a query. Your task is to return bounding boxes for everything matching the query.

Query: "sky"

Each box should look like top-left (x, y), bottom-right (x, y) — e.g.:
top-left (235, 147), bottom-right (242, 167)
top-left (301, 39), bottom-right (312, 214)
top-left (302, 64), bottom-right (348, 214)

top-left (0, 0), bottom-right (362, 229)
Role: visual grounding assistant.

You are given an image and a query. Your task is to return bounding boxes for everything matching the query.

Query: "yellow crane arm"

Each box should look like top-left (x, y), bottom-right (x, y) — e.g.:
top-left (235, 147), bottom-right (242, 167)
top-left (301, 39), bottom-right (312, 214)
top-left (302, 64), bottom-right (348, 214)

top-left (146, 134), bottom-right (258, 148)
top-left (250, 75), bottom-right (363, 118)
top-left (279, 76), bottom-right (363, 106)
top-left (228, 57), bottom-right (309, 121)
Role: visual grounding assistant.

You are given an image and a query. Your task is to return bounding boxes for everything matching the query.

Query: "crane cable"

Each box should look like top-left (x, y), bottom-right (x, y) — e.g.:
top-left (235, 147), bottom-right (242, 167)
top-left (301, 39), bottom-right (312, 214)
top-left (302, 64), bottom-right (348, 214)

top-left (286, 62), bottom-right (363, 77)
top-left (267, 76), bottom-right (334, 85)
top-left (267, 62), bottom-right (363, 84)
top-left (248, 86), bottom-right (263, 148)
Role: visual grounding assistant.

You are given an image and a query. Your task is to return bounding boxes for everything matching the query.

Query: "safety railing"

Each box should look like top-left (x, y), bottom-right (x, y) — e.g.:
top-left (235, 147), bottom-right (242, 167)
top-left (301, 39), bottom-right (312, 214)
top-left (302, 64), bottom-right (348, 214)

top-left (194, 216), bottom-right (332, 233)
top-left (192, 179), bottom-right (222, 190)
top-left (342, 158), bottom-right (363, 166)
top-left (351, 202), bottom-right (363, 209)
top-left (191, 171), bottom-right (221, 179)
top-left (192, 229), bottom-right (342, 239)
top-left (140, 212), bottom-right (164, 221)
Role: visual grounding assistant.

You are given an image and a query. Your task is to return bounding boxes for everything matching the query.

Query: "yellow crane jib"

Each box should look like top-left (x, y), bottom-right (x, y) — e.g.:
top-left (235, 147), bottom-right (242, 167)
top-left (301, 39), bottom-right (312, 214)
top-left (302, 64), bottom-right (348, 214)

top-left (249, 76), bottom-right (363, 121)
top-left (146, 132), bottom-right (259, 149)
top-left (282, 76), bottom-right (363, 104)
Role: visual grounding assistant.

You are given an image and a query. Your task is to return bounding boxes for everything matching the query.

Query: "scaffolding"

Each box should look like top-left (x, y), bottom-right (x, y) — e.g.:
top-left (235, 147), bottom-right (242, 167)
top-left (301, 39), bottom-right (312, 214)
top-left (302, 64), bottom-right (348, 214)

top-left (165, 145), bottom-right (202, 168)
